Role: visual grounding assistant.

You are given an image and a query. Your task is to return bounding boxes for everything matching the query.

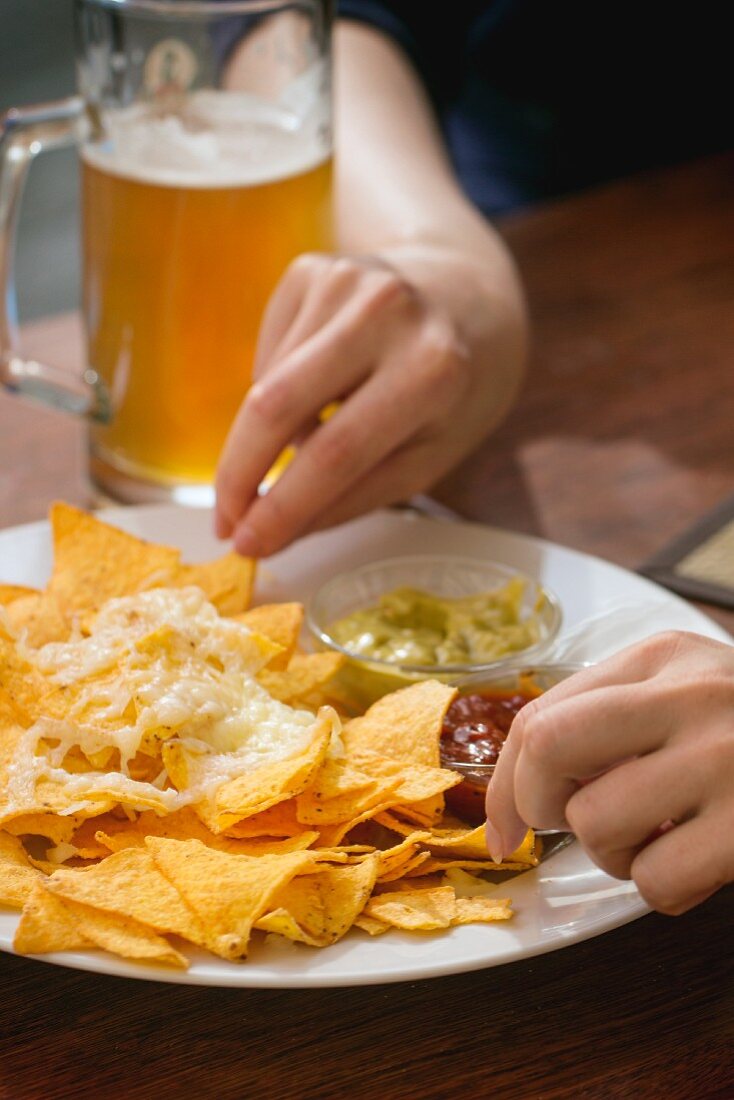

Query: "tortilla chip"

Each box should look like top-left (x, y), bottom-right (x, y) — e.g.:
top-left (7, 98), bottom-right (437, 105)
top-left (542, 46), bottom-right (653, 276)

top-left (15, 878), bottom-right (187, 966)
top-left (254, 903), bottom-right (324, 947)
top-left (426, 825), bottom-right (538, 865)
top-left (171, 552), bottom-right (255, 615)
top-left (0, 584), bottom-right (38, 606)
top-left (70, 813), bottom-right (169, 860)
top-left (0, 719), bottom-right (123, 828)
top-left (14, 881), bottom-right (94, 953)
top-left (372, 830), bottom-right (426, 863)
top-left (379, 851), bottom-right (432, 883)
top-left (0, 683), bottom-right (24, 724)
top-left (374, 812), bottom-right (537, 867)
top-left (0, 505), bottom-right (524, 966)
top-left (222, 800), bottom-right (303, 838)
top-left (257, 652), bottom-right (345, 707)
top-left (256, 853), bottom-right (380, 946)
top-left (180, 718), bottom-right (333, 833)
top-left (343, 680), bottom-right (457, 768)
top-left (451, 896), bottom-right (513, 923)
top-left (388, 802), bottom-right (442, 828)
top-left (441, 866), bottom-right (500, 893)
top-left (353, 913), bottom-right (390, 936)
top-left (346, 750), bottom-right (459, 825)
top-left (261, 651), bottom-right (347, 702)
top-left (94, 809), bottom-right (318, 858)
top-left (0, 635), bottom-right (54, 722)
top-left (4, 813), bottom-right (79, 847)
top-left (372, 832), bottom-right (431, 881)
top-left (4, 591), bottom-right (70, 647)
top-left (37, 771), bottom-right (171, 818)
top-left (364, 885), bottom-right (456, 931)
top-left (235, 603), bottom-right (304, 669)
top-left (296, 757), bottom-right (400, 826)
top-left (146, 837), bottom-right (316, 959)
top-left (47, 502), bottom-right (181, 614)
top-left (63, 898), bottom-right (187, 967)
top-left (130, 618), bottom-right (280, 687)
top-left (315, 795), bottom-right (404, 846)
top-left (348, 750), bottom-right (461, 803)
top-left (0, 770), bottom-right (117, 835)
top-left (0, 830), bottom-right (41, 906)
top-left (0, 694), bottom-right (28, 814)
top-left (46, 847), bottom-right (207, 947)
top-left (91, 829), bottom-right (150, 855)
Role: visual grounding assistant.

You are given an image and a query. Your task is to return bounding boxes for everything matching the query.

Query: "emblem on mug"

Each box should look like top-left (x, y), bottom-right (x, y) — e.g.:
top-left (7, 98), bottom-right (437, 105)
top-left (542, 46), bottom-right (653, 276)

top-left (144, 38), bottom-right (198, 99)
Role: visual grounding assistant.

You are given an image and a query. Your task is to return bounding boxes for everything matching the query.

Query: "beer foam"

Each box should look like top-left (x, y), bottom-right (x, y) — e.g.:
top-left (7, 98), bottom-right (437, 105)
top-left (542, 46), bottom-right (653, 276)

top-left (83, 89), bottom-right (330, 189)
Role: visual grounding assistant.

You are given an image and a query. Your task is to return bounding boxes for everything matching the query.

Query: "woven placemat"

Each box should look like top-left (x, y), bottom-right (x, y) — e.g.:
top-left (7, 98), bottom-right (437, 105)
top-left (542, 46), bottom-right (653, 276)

top-left (640, 494), bottom-right (734, 609)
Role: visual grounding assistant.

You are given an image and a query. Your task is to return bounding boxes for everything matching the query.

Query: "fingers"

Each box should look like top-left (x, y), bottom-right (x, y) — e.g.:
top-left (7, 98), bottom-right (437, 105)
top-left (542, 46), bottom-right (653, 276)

top-left (509, 633), bottom-right (688, 716)
top-left (484, 725), bottom-right (526, 862)
top-left (228, 360), bottom-right (439, 557)
top-left (229, 300), bottom-right (468, 557)
top-left (217, 264), bottom-right (468, 554)
top-left (215, 257), bottom-right (421, 541)
top-left (516, 685), bottom-right (675, 820)
top-left (252, 253), bottom-right (324, 374)
top-left (484, 633), bottom-right (734, 914)
top-left (253, 254), bottom-right (389, 378)
top-left (299, 435), bottom-right (443, 535)
top-left (494, 738), bottom-right (733, 916)
top-left (485, 679), bottom-right (673, 857)
top-left (629, 812), bottom-right (733, 915)
top-left (563, 744), bottom-right (708, 880)
top-left (214, 313), bottom-right (373, 538)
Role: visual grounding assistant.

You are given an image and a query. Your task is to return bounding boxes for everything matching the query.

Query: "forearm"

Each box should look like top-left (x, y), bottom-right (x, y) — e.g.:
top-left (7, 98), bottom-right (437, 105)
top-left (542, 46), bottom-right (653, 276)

top-left (335, 20), bottom-right (527, 417)
top-left (335, 23), bottom-right (521, 279)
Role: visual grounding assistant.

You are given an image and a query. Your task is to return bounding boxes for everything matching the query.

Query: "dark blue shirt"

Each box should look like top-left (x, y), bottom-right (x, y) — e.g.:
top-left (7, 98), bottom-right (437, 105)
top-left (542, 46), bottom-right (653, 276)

top-left (338, 1), bottom-right (732, 216)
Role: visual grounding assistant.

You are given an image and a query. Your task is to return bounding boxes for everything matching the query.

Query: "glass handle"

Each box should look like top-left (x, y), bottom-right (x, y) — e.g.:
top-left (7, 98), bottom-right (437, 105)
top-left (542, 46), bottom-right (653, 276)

top-left (0, 97), bottom-right (110, 423)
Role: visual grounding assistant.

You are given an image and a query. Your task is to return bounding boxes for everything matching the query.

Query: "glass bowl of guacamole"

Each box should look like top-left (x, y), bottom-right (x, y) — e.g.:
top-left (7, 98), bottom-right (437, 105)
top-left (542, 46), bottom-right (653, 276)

top-left (306, 555), bottom-right (562, 708)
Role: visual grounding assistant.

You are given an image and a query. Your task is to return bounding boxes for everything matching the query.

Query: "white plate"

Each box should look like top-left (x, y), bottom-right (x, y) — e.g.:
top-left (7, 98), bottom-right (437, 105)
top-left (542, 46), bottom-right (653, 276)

top-left (0, 506), bottom-right (730, 987)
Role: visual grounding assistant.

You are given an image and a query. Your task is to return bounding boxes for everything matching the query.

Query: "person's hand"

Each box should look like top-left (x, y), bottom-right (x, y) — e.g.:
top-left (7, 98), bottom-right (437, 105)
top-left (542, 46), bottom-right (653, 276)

top-left (485, 631), bottom-right (734, 914)
top-left (215, 249), bottom-right (524, 557)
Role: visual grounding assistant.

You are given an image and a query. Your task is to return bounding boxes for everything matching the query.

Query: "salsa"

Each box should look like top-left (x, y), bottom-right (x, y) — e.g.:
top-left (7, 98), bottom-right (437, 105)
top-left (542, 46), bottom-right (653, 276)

top-left (440, 691), bottom-right (535, 766)
top-left (441, 688), bottom-right (538, 824)
top-left (328, 581), bottom-right (539, 667)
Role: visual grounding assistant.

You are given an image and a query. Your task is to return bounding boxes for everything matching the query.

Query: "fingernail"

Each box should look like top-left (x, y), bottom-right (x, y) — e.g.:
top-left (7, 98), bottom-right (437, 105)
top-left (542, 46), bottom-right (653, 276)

top-left (484, 819), bottom-right (505, 865)
top-left (234, 522), bottom-right (261, 558)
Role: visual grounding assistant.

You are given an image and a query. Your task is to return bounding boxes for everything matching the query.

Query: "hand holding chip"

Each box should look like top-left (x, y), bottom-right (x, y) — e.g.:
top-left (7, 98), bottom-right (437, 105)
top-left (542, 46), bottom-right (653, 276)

top-left (485, 631), bottom-right (734, 915)
top-left (214, 248), bottom-right (526, 558)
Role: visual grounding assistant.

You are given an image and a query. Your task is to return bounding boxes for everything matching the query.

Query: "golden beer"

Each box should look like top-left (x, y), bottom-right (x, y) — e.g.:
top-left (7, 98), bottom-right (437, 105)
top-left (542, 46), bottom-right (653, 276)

top-left (82, 146), bottom-right (332, 489)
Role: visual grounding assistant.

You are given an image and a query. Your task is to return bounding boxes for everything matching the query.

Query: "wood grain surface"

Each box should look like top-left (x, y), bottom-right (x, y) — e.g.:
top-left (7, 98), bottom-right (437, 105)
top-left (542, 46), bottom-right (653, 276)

top-left (1, 155), bottom-right (733, 1100)
top-left (439, 153), bottom-right (734, 586)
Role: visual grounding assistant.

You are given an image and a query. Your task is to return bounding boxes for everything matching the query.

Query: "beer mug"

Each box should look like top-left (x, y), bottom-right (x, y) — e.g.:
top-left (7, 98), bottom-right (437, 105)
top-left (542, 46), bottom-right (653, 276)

top-left (0, 0), bottom-right (333, 503)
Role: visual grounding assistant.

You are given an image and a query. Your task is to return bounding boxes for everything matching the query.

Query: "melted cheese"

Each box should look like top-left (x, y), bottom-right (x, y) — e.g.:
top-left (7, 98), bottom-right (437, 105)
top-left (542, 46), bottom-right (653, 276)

top-left (6, 587), bottom-right (337, 815)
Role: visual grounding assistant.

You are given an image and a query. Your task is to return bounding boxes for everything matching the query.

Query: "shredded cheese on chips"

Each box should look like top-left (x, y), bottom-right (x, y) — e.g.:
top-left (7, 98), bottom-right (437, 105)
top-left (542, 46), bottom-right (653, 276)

top-left (5, 587), bottom-right (336, 814)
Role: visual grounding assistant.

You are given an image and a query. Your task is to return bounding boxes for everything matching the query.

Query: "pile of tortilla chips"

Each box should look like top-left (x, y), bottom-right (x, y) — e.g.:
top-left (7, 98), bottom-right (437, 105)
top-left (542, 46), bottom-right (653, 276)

top-left (0, 504), bottom-right (538, 970)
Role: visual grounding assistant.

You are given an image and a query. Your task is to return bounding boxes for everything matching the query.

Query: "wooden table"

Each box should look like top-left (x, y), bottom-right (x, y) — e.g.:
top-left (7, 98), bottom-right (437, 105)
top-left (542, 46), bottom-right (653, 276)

top-left (1, 155), bottom-right (733, 1100)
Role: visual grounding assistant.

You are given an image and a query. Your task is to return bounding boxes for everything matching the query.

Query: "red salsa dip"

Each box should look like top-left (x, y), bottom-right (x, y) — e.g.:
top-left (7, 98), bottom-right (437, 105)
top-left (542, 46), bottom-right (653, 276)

top-left (441, 686), bottom-right (539, 824)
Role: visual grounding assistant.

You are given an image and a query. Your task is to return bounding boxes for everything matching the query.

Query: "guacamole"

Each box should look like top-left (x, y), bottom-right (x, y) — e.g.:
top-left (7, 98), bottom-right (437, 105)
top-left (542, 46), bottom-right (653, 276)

top-left (329, 579), bottom-right (540, 667)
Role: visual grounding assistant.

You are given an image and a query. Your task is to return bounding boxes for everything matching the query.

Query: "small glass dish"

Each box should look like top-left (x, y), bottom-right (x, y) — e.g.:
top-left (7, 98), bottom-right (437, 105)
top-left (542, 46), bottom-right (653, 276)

top-left (306, 554), bottom-right (562, 709)
top-left (441, 662), bottom-right (589, 825)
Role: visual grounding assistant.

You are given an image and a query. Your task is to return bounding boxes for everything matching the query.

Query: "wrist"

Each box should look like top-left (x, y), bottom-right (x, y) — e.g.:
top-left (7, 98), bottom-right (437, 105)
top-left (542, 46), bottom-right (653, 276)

top-left (376, 242), bottom-right (529, 425)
